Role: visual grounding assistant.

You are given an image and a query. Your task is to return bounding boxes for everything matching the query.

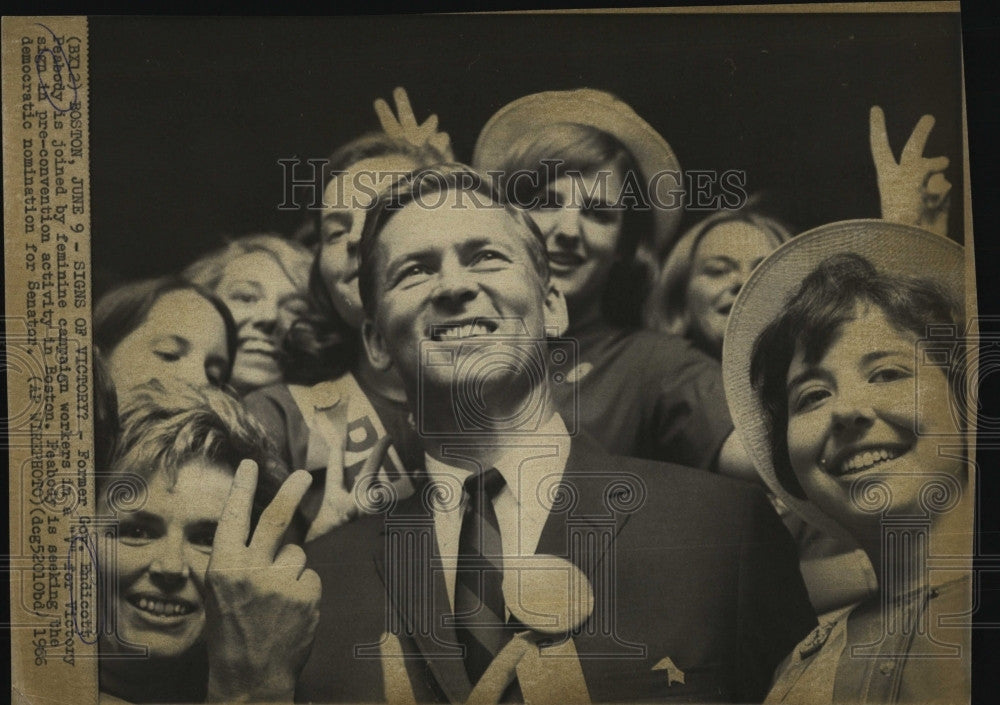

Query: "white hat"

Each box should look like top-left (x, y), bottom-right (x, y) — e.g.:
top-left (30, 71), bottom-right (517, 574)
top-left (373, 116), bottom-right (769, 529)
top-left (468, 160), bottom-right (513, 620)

top-left (722, 219), bottom-right (964, 540)
top-left (472, 89), bottom-right (684, 262)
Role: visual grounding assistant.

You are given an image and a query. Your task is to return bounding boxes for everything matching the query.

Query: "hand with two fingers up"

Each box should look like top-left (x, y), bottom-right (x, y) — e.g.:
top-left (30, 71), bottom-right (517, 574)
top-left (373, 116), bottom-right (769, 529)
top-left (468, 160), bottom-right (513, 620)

top-left (374, 86), bottom-right (455, 162)
top-left (870, 105), bottom-right (952, 237)
top-left (204, 461), bottom-right (320, 703)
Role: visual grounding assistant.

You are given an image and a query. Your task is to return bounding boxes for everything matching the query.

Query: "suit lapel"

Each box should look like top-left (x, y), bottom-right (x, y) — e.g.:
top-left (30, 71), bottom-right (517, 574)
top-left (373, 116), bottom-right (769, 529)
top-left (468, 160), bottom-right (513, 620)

top-left (373, 434), bottom-right (634, 703)
top-left (535, 434), bottom-right (635, 575)
top-left (374, 493), bottom-right (472, 704)
top-left (533, 434), bottom-right (648, 668)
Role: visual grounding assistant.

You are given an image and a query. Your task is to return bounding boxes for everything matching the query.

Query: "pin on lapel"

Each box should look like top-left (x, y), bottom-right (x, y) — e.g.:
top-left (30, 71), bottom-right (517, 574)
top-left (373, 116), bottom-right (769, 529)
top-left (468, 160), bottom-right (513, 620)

top-left (652, 657), bottom-right (685, 687)
top-left (562, 362), bottom-right (593, 384)
top-left (382, 555), bottom-right (596, 705)
top-left (308, 380), bottom-right (343, 410)
top-left (798, 619), bottom-right (838, 659)
top-left (466, 555), bottom-right (595, 705)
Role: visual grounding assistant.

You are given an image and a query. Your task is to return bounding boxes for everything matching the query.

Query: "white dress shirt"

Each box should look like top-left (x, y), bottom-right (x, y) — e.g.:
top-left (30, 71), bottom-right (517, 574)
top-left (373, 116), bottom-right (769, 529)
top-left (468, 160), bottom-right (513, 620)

top-left (424, 413), bottom-right (571, 610)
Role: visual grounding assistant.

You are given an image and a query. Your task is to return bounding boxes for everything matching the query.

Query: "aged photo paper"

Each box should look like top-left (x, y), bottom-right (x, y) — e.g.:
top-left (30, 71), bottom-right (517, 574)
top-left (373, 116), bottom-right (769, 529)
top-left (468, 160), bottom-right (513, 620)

top-left (5, 14), bottom-right (96, 705)
top-left (4, 6), bottom-right (981, 704)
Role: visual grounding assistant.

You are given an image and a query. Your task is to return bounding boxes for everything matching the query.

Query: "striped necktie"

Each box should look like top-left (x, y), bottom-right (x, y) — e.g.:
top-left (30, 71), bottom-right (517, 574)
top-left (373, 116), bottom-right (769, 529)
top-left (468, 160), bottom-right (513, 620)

top-left (455, 467), bottom-right (510, 686)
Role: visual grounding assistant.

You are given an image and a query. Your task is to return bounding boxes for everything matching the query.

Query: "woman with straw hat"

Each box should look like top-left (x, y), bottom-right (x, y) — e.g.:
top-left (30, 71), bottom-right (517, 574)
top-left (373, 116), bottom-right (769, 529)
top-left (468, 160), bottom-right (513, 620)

top-left (473, 89), bottom-right (742, 474)
top-left (723, 220), bottom-right (971, 703)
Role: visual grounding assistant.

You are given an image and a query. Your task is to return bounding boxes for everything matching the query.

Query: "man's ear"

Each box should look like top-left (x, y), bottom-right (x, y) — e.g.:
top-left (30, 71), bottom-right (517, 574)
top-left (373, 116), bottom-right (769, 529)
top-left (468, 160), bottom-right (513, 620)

top-left (543, 283), bottom-right (569, 337)
top-left (362, 318), bottom-right (394, 372)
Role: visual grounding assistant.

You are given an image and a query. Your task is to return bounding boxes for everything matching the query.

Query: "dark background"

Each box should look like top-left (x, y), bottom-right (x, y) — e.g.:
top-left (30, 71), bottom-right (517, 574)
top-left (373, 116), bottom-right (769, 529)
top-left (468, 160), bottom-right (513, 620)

top-left (89, 11), bottom-right (965, 294)
top-left (83, 5), bottom-right (997, 699)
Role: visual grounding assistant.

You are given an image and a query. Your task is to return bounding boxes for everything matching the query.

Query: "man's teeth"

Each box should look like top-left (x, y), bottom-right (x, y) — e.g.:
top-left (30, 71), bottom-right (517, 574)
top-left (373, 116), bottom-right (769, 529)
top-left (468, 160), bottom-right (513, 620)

top-left (438, 323), bottom-right (494, 340)
top-left (134, 597), bottom-right (195, 616)
top-left (837, 448), bottom-right (902, 475)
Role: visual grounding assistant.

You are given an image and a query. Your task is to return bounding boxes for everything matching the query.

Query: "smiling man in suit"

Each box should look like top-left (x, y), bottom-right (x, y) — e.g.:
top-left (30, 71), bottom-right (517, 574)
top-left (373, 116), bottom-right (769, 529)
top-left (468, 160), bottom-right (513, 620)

top-left (295, 164), bottom-right (816, 703)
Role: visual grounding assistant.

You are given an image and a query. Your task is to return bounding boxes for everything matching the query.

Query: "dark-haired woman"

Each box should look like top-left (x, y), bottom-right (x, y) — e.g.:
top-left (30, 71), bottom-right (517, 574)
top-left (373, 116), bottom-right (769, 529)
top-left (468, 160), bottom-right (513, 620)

top-left (724, 221), bottom-right (970, 703)
top-left (95, 277), bottom-right (237, 394)
top-left (97, 380), bottom-right (290, 703)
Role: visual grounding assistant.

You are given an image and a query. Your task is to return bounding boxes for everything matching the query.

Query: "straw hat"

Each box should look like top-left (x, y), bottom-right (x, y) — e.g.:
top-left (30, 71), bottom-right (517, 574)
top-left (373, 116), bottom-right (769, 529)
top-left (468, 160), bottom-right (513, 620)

top-left (722, 219), bottom-right (964, 540)
top-left (472, 89), bottom-right (684, 262)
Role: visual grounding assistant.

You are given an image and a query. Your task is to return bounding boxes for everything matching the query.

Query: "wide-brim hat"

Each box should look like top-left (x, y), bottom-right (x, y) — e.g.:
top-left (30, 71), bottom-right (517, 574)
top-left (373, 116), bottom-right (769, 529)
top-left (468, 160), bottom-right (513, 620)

top-left (722, 219), bottom-right (965, 541)
top-left (472, 89), bottom-right (684, 263)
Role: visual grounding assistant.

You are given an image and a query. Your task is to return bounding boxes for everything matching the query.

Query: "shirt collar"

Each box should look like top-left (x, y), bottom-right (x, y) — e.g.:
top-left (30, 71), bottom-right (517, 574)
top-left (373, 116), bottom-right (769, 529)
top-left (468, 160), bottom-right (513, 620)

top-left (424, 412), bottom-right (571, 503)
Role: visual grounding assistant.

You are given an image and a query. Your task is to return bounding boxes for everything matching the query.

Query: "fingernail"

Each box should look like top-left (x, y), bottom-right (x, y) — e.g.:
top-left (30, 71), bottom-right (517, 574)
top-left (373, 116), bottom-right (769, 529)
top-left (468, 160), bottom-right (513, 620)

top-left (233, 461), bottom-right (258, 489)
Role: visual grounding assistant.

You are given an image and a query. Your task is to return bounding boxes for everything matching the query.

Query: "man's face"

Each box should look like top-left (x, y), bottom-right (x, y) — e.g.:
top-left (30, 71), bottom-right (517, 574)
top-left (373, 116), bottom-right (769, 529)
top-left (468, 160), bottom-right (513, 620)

top-left (363, 196), bottom-right (566, 398)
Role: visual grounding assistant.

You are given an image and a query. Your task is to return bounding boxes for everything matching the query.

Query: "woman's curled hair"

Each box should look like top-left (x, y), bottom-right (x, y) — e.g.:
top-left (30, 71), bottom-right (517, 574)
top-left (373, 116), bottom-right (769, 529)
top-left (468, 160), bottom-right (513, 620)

top-left (99, 379), bottom-right (286, 516)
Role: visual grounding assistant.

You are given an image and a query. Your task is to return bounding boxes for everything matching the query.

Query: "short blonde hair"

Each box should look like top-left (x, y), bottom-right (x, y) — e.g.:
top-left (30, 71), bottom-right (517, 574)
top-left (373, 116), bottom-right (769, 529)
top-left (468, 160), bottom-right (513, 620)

top-left (183, 233), bottom-right (311, 295)
top-left (100, 379), bottom-right (285, 507)
top-left (645, 207), bottom-right (791, 338)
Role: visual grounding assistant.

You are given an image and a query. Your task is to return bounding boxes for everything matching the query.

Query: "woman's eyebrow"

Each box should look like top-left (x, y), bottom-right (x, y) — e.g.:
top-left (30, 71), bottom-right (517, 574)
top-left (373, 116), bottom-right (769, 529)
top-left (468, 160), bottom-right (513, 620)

top-left (186, 518), bottom-right (220, 532)
top-left (277, 292), bottom-right (308, 307)
top-left (121, 510), bottom-right (165, 528)
top-left (150, 335), bottom-right (190, 354)
top-left (701, 255), bottom-right (737, 267)
top-left (860, 349), bottom-right (912, 366)
top-left (585, 195), bottom-right (619, 209)
top-left (223, 279), bottom-right (264, 293)
top-left (322, 211), bottom-right (352, 230)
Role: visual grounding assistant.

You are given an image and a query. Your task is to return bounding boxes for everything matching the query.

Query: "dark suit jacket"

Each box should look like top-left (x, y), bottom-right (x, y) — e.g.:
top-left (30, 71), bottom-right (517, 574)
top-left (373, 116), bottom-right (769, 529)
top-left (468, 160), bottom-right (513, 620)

top-left (296, 434), bottom-right (816, 703)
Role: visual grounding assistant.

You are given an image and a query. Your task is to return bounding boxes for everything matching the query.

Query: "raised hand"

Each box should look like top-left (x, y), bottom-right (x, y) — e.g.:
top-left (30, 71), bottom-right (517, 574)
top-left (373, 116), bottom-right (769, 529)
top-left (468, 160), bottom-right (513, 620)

top-left (870, 105), bottom-right (952, 237)
top-left (306, 397), bottom-right (408, 542)
top-left (204, 461), bottom-right (320, 703)
top-left (374, 86), bottom-right (455, 161)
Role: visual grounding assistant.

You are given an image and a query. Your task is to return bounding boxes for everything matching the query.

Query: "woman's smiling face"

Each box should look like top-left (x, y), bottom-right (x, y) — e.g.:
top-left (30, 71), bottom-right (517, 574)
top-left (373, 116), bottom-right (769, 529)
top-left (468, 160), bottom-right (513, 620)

top-left (685, 221), bottom-right (780, 355)
top-left (100, 459), bottom-right (234, 659)
top-left (319, 154), bottom-right (418, 329)
top-left (784, 304), bottom-right (964, 537)
top-left (216, 252), bottom-right (307, 393)
top-left (528, 162), bottom-right (625, 311)
top-left (106, 289), bottom-right (230, 392)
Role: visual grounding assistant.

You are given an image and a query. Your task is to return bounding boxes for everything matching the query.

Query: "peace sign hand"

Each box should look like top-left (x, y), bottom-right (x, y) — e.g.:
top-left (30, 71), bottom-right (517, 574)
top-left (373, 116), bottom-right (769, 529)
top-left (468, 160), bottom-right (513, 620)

top-left (306, 397), bottom-right (407, 542)
top-left (374, 86), bottom-right (455, 162)
top-left (205, 462), bottom-right (320, 703)
top-left (870, 105), bottom-right (952, 237)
